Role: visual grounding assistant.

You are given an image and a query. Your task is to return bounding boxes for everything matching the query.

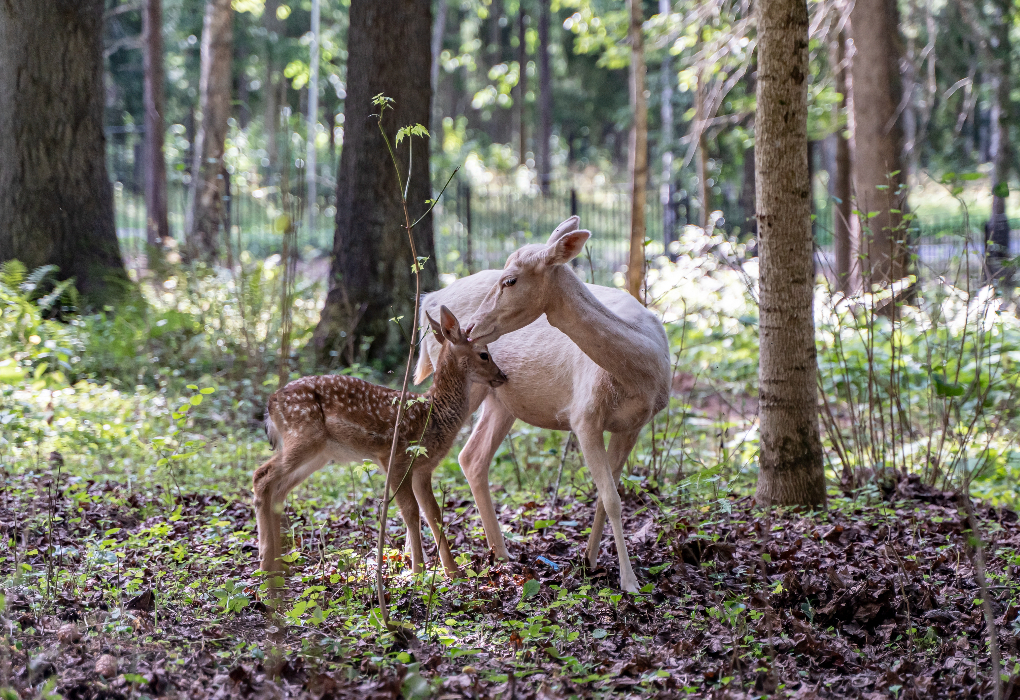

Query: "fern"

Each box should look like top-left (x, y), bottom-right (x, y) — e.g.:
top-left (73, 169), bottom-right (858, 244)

top-left (0, 259), bottom-right (26, 289)
top-left (21, 264), bottom-right (59, 298)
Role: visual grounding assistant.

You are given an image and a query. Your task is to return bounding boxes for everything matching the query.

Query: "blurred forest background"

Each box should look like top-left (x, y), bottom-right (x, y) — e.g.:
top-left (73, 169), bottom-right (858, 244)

top-left (6, 0), bottom-right (1020, 697)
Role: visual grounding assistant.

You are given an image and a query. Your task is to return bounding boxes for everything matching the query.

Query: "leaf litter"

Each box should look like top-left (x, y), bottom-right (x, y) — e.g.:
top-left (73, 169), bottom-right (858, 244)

top-left (2, 468), bottom-right (1020, 698)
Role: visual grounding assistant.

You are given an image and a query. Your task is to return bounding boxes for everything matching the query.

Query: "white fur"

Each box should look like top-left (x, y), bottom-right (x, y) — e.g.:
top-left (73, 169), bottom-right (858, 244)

top-left (415, 217), bottom-right (671, 593)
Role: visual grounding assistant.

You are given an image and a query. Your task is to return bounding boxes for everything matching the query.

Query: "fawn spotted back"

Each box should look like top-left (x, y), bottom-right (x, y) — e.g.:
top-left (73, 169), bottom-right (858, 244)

top-left (253, 306), bottom-right (506, 577)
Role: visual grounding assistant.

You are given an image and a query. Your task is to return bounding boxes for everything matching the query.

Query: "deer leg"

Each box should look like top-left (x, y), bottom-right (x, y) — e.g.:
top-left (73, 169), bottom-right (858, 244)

top-left (458, 395), bottom-right (515, 561)
top-left (392, 478), bottom-right (424, 574)
top-left (585, 429), bottom-right (641, 568)
top-left (253, 453), bottom-right (283, 573)
top-left (412, 470), bottom-right (459, 577)
top-left (574, 423), bottom-right (638, 593)
top-left (254, 438), bottom-right (329, 573)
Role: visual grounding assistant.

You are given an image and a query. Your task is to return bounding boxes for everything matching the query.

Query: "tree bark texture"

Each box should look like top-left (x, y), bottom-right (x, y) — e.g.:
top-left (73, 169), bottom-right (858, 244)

top-left (537, 0), bottom-right (552, 193)
top-left (832, 28), bottom-right (854, 293)
top-left (754, 0), bottom-right (827, 507)
top-left (311, 0), bottom-right (436, 368)
top-left (143, 0), bottom-right (170, 254)
top-left (851, 0), bottom-right (909, 287)
top-left (986, 0), bottom-right (1012, 285)
top-left (0, 0), bottom-right (129, 304)
top-left (695, 73), bottom-right (712, 229)
top-left (186, 0), bottom-right (233, 262)
top-left (626, 0), bottom-right (648, 301)
top-left (264, 0), bottom-right (286, 173)
top-left (660, 0), bottom-right (676, 256)
top-left (517, 7), bottom-right (529, 163)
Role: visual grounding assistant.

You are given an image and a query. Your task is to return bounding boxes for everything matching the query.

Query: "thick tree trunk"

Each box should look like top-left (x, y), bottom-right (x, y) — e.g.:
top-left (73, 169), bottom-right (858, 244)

top-left (143, 0), bottom-right (170, 259)
top-left (754, 0), bottom-right (826, 507)
top-left (186, 0), bottom-right (233, 262)
top-left (311, 0), bottom-right (436, 368)
top-left (832, 29), bottom-right (854, 293)
top-left (537, 0), bottom-right (552, 193)
top-left (739, 143), bottom-right (755, 235)
top-left (851, 0), bottom-right (909, 287)
top-left (0, 0), bottom-right (129, 304)
top-left (626, 0), bottom-right (648, 300)
top-left (986, 0), bottom-right (1012, 285)
top-left (660, 0), bottom-right (676, 256)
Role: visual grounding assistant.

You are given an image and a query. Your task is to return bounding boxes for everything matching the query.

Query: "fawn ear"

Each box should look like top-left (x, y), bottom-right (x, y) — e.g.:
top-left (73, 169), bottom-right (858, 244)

top-left (546, 215), bottom-right (580, 245)
top-left (439, 305), bottom-right (466, 345)
top-left (425, 310), bottom-right (446, 344)
top-left (546, 229), bottom-right (590, 265)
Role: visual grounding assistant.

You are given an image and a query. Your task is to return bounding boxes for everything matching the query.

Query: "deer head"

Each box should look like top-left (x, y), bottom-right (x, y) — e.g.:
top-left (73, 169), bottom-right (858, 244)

top-left (427, 305), bottom-right (507, 388)
top-left (465, 217), bottom-right (590, 344)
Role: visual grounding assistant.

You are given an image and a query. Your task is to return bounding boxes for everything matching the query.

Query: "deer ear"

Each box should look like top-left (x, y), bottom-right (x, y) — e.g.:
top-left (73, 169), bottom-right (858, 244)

top-left (546, 229), bottom-right (590, 265)
top-left (439, 305), bottom-right (465, 344)
top-left (425, 310), bottom-right (445, 344)
top-left (546, 215), bottom-right (580, 245)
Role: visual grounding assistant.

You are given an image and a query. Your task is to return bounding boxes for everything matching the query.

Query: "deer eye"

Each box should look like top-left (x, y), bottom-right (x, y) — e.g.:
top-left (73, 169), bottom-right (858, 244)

top-left (503, 277), bottom-right (517, 287)
top-left (480, 352), bottom-right (489, 361)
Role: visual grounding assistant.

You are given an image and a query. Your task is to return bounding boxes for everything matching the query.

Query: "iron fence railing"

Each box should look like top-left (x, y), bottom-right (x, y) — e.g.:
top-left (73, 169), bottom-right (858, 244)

top-left (107, 132), bottom-right (1020, 285)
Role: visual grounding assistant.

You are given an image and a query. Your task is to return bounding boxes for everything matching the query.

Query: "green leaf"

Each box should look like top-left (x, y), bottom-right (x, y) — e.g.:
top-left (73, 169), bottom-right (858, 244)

top-left (200, 387), bottom-right (215, 394)
top-left (932, 375), bottom-right (965, 398)
top-left (190, 395), bottom-right (203, 406)
top-left (994, 181), bottom-right (1009, 198)
top-left (395, 124), bottom-right (430, 147)
top-left (522, 578), bottom-right (541, 600)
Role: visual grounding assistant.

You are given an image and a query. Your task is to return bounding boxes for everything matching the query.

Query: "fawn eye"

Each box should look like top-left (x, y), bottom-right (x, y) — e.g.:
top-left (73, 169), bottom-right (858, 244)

top-left (480, 352), bottom-right (489, 361)
top-left (503, 277), bottom-right (516, 287)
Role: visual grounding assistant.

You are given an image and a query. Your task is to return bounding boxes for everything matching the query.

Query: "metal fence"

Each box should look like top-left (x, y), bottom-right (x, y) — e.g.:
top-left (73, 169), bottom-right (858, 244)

top-left (108, 132), bottom-right (1020, 286)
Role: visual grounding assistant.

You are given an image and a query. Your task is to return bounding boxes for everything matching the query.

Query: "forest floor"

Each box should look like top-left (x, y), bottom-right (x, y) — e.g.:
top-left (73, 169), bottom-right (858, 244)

top-left (2, 468), bottom-right (1020, 700)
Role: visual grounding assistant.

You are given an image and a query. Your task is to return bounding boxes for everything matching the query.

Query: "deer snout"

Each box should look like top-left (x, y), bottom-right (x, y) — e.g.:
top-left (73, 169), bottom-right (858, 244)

top-left (489, 369), bottom-right (508, 388)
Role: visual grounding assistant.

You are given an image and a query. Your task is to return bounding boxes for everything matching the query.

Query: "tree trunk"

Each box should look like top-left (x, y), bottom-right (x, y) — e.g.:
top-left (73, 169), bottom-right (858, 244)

top-left (832, 28), bottom-right (854, 293)
top-left (0, 0), bottom-right (129, 305)
top-left (311, 0), bottom-right (436, 368)
top-left (537, 0), bottom-right (552, 193)
top-left (695, 72), bottom-right (711, 229)
top-left (143, 0), bottom-right (170, 260)
top-left (186, 0), bottom-right (233, 262)
top-left (986, 0), bottom-right (1012, 285)
top-left (739, 144), bottom-right (755, 236)
top-left (754, 0), bottom-right (826, 507)
top-left (851, 0), bottom-right (909, 287)
top-left (660, 0), bottom-right (676, 257)
top-left (517, 6), bottom-right (528, 163)
top-left (264, 0), bottom-right (286, 174)
top-left (625, 0), bottom-right (648, 301)
top-left (430, 0), bottom-right (447, 122)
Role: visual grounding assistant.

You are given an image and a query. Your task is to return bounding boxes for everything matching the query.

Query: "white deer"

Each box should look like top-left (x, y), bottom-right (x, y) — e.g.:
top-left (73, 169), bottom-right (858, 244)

top-left (414, 217), bottom-right (671, 592)
top-left (254, 306), bottom-right (507, 577)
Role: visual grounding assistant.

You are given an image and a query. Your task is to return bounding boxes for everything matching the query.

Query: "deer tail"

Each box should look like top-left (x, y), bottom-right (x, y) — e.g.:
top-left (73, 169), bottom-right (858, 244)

top-left (264, 395), bottom-right (281, 451)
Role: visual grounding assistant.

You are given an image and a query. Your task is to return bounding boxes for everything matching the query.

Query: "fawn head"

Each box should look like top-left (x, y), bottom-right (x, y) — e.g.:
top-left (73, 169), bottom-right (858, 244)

top-left (427, 305), bottom-right (507, 388)
top-left (465, 216), bottom-right (590, 344)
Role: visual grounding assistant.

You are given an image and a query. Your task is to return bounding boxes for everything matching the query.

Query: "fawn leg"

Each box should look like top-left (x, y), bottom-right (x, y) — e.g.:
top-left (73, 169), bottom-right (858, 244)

top-left (393, 478), bottom-right (425, 573)
top-left (253, 453), bottom-right (283, 572)
top-left (458, 395), bottom-right (515, 560)
top-left (254, 439), bottom-right (329, 573)
top-left (412, 470), bottom-right (459, 576)
top-left (585, 429), bottom-right (641, 567)
top-left (574, 422), bottom-right (638, 593)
